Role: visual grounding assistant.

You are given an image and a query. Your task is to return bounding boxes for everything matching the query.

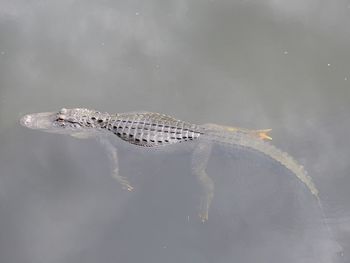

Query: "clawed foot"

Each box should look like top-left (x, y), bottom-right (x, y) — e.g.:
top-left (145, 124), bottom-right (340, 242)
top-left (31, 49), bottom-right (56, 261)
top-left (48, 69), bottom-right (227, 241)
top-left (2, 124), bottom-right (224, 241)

top-left (255, 129), bottom-right (272, 141)
top-left (112, 169), bottom-right (134, 191)
top-left (198, 196), bottom-right (210, 222)
top-left (199, 212), bottom-right (208, 222)
top-left (122, 184), bottom-right (134, 191)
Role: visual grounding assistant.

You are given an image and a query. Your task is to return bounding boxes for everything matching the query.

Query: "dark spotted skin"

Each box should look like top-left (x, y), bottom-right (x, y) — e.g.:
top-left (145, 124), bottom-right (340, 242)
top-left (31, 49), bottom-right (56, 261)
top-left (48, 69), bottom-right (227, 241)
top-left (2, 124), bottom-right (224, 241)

top-left (105, 112), bottom-right (203, 147)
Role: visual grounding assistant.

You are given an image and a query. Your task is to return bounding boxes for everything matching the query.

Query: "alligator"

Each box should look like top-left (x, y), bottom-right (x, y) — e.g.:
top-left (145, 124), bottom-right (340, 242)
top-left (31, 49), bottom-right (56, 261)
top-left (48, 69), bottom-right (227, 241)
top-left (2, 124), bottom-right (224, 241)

top-left (20, 108), bottom-right (319, 222)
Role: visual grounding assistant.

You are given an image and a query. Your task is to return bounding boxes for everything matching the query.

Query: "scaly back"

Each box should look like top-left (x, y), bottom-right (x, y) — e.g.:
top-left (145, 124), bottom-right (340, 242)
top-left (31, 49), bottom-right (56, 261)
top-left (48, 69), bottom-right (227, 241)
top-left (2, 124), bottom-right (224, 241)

top-left (107, 112), bottom-right (203, 147)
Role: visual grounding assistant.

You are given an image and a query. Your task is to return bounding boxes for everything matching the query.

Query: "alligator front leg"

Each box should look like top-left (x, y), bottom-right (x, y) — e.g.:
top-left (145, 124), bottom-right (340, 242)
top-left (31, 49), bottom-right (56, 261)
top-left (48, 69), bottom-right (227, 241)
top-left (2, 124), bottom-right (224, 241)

top-left (97, 137), bottom-right (134, 191)
top-left (191, 140), bottom-right (214, 222)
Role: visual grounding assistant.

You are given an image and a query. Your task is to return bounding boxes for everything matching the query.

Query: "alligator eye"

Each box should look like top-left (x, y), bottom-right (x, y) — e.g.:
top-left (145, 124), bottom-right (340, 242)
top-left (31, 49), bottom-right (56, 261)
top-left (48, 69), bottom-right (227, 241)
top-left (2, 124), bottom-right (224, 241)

top-left (60, 108), bottom-right (68, 114)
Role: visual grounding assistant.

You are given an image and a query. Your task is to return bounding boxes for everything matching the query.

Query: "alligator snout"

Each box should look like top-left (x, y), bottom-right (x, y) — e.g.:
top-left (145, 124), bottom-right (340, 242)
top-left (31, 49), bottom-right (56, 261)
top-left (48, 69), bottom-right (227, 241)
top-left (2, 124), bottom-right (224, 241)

top-left (20, 114), bottom-right (33, 128)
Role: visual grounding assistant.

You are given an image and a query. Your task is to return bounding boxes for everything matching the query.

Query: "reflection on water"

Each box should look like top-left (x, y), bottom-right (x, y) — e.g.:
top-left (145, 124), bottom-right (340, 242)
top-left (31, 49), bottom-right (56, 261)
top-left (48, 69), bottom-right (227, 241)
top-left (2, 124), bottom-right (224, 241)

top-left (0, 0), bottom-right (349, 262)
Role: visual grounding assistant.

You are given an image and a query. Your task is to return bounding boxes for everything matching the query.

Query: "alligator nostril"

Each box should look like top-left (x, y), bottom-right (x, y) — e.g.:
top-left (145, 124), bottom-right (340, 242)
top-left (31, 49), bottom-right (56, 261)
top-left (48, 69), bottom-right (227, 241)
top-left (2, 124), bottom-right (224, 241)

top-left (20, 115), bottom-right (32, 127)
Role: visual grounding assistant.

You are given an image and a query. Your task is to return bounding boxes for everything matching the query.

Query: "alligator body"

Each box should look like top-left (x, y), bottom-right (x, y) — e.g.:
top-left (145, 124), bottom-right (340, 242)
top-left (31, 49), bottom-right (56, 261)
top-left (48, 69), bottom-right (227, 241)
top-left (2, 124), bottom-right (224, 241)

top-left (20, 108), bottom-right (319, 222)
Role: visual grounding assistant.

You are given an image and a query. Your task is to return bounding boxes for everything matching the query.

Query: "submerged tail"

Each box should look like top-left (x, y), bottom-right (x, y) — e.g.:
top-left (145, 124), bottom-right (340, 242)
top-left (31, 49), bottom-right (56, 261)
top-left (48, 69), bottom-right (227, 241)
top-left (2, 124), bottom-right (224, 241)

top-left (201, 129), bottom-right (342, 254)
top-left (202, 129), bottom-right (319, 198)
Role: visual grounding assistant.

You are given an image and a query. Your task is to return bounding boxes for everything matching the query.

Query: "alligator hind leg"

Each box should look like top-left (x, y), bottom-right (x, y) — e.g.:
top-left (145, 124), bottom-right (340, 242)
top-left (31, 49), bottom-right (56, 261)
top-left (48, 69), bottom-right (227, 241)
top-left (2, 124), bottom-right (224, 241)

top-left (202, 123), bottom-right (272, 141)
top-left (97, 137), bottom-right (133, 191)
top-left (191, 140), bottom-right (214, 222)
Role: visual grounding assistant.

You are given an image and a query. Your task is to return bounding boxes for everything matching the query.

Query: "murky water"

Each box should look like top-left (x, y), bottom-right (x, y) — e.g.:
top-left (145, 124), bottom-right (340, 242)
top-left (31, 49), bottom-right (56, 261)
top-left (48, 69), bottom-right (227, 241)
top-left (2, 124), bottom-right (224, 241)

top-left (1, 1), bottom-right (349, 262)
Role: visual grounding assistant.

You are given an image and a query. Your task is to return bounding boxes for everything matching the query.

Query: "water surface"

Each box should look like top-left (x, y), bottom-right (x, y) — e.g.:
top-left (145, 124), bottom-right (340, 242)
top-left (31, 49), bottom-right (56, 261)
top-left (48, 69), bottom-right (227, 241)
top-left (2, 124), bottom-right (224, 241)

top-left (0, 1), bottom-right (349, 262)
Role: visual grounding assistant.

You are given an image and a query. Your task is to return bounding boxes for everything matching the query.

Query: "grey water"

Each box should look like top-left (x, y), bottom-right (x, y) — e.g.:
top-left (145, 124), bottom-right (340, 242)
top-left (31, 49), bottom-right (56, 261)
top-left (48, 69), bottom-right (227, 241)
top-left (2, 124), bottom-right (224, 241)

top-left (1, 1), bottom-right (350, 262)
